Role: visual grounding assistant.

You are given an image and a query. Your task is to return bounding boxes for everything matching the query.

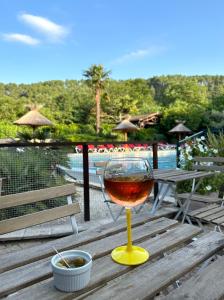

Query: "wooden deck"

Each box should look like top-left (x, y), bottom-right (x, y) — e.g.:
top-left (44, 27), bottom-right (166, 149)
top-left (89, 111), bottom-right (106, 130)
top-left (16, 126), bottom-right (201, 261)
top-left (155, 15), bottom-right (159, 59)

top-left (0, 206), bottom-right (177, 254)
top-left (1, 212), bottom-right (224, 299)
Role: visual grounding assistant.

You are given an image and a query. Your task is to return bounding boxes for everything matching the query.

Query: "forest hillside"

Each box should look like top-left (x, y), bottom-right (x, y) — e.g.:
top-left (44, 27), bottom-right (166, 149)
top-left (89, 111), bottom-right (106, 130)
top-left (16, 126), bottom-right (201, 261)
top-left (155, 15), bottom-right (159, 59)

top-left (0, 75), bottom-right (223, 141)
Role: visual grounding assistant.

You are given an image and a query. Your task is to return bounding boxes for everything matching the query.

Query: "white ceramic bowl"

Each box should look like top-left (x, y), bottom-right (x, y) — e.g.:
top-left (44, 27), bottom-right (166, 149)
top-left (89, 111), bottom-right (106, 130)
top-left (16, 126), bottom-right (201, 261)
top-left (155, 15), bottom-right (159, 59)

top-left (51, 250), bottom-right (92, 292)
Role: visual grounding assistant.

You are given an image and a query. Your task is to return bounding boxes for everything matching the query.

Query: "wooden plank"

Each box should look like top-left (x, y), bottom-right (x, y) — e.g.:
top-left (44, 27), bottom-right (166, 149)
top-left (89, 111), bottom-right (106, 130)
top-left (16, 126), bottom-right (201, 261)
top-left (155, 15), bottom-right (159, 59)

top-left (154, 170), bottom-right (190, 180)
top-left (211, 214), bottom-right (224, 225)
top-left (0, 184), bottom-right (76, 209)
top-left (203, 209), bottom-right (224, 222)
top-left (177, 193), bottom-right (222, 203)
top-left (0, 218), bottom-right (179, 298)
top-left (188, 204), bottom-right (219, 217)
top-left (0, 203), bottom-right (80, 235)
top-left (3, 223), bottom-right (202, 299)
top-left (0, 221), bottom-right (74, 241)
top-left (193, 165), bottom-right (224, 172)
top-left (0, 211), bottom-right (177, 273)
top-left (194, 156), bottom-right (224, 163)
top-left (155, 170), bottom-right (188, 177)
top-left (164, 256), bottom-right (224, 300)
top-left (82, 231), bottom-right (224, 300)
top-left (195, 206), bottom-right (224, 219)
top-left (153, 169), bottom-right (177, 176)
top-left (167, 172), bottom-right (212, 183)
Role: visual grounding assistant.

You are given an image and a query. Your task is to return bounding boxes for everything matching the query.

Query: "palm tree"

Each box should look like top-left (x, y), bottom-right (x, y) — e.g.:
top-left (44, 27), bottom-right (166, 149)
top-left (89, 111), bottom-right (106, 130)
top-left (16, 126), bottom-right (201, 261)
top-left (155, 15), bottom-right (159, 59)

top-left (83, 64), bottom-right (111, 134)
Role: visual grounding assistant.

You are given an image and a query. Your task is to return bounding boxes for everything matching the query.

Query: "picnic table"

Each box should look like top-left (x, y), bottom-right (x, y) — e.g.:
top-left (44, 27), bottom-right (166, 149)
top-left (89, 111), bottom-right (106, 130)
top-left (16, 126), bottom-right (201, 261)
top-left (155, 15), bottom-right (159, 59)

top-left (1, 214), bottom-right (224, 299)
top-left (151, 169), bottom-right (213, 221)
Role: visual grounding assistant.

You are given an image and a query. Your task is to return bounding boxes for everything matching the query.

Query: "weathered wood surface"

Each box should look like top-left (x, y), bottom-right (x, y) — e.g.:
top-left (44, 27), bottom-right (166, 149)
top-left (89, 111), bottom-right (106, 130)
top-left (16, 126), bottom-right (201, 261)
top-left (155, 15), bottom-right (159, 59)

top-left (178, 192), bottom-right (222, 204)
top-left (164, 256), bottom-right (224, 300)
top-left (154, 169), bottom-right (188, 179)
top-left (0, 218), bottom-right (75, 241)
top-left (0, 183), bottom-right (76, 209)
top-left (3, 222), bottom-right (201, 299)
top-left (154, 171), bottom-right (212, 184)
top-left (0, 203), bottom-right (80, 235)
top-left (211, 214), bottom-right (224, 225)
top-left (193, 155), bottom-right (224, 173)
top-left (193, 164), bottom-right (224, 172)
top-left (195, 206), bottom-right (224, 219)
top-left (194, 156), bottom-right (224, 163)
top-left (203, 209), bottom-right (224, 222)
top-left (81, 232), bottom-right (224, 300)
top-left (0, 210), bottom-right (177, 273)
top-left (188, 204), bottom-right (219, 217)
top-left (166, 172), bottom-right (212, 183)
top-left (188, 204), bottom-right (224, 227)
top-left (3, 215), bottom-right (224, 300)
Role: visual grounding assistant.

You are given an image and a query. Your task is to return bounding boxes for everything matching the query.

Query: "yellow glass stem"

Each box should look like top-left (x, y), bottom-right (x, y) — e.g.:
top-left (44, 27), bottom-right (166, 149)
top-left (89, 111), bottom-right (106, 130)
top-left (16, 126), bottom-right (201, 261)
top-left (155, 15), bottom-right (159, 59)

top-left (111, 207), bottom-right (150, 265)
top-left (126, 208), bottom-right (132, 252)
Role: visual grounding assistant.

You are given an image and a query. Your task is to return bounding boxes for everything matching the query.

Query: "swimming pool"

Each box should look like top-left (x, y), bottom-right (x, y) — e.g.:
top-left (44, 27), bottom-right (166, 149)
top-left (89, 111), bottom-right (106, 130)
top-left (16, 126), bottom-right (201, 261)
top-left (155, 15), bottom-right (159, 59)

top-left (68, 150), bottom-right (177, 172)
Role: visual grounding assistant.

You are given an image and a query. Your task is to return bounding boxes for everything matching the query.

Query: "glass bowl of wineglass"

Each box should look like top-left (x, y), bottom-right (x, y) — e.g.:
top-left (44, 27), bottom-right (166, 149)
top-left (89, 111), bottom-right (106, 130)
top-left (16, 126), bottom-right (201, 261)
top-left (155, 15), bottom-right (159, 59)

top-left (104, 157), bottom-right (154, 266)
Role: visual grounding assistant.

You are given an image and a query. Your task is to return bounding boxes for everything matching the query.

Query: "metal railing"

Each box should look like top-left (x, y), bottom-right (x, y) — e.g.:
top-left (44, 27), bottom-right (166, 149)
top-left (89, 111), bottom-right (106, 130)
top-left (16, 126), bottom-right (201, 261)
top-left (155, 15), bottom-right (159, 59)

top-left (176, 130), bottom-right (206, 168)
top-left (0, 141), bottom-right (159, 221)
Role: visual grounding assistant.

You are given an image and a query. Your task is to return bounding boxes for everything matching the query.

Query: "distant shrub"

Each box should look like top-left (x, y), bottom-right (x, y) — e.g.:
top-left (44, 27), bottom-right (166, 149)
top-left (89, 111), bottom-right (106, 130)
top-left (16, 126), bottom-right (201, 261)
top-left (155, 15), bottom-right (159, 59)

top-left (0, 122), bottom-right (19, 138)
top-left (179, 133), bottom-right (224, 194)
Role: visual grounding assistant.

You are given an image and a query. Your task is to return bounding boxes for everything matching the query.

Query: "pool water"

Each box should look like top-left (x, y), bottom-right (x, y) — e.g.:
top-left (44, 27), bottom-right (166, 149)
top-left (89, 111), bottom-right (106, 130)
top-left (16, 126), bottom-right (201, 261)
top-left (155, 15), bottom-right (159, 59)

top-left (69, 150), bottom-right (176, 172)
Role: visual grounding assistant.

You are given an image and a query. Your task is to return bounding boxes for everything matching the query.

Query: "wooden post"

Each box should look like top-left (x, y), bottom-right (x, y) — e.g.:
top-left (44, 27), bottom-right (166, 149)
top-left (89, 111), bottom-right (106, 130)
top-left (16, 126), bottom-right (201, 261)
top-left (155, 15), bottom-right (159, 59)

top-left (176, 141), bottom-right (180, 168)
top-left (83, 144), bottom-right (90, 221)
top-left (124, 132), bottom-right (127, 142)
top-left (152, 143), bottom-right (158, 201)
top-left (0, 178), bottom-right (2, 195)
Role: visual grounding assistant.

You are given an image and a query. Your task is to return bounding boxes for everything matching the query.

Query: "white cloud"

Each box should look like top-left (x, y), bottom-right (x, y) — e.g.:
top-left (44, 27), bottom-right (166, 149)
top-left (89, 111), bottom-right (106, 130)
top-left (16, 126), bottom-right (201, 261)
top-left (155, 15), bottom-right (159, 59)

top-left (112, 46), bottom-right (166, 64)
top-left (2, 33), bottom-right (40, 45)
top-left (19, 13), bottom-right (69, 42)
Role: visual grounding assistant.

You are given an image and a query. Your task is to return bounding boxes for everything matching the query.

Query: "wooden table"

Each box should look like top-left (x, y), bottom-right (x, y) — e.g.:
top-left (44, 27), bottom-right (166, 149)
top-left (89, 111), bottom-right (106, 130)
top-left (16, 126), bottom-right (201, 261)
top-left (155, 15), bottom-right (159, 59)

top-left (151, 169), bottom-right (213, 222)
top-left (1, 214), bottom-right (224, 299)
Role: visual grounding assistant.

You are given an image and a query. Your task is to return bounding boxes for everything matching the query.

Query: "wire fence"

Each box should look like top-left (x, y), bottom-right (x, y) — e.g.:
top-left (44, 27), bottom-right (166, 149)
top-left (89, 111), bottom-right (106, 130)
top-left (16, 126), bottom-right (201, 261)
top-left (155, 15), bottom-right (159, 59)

top-left (0, 145), bottom-right (78, 221)
top-left (0, 141), bottom-right (176, 222)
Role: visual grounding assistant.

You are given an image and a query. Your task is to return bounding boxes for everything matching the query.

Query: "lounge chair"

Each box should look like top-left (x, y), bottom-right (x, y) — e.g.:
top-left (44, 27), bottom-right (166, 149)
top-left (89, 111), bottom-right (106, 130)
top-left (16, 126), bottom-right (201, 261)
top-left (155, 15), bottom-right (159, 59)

top-left (75, 145), bottom-right (83, 153)
top-left (106, 144), bottom-right (115, 152)
top-left (97, 145), bottom-right (108, 153)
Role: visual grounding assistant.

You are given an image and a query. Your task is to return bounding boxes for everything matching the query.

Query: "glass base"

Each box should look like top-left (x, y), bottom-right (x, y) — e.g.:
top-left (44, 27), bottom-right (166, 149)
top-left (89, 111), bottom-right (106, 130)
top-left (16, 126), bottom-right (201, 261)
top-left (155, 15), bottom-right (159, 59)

top-left (111, 245), bottom-right (149, 266)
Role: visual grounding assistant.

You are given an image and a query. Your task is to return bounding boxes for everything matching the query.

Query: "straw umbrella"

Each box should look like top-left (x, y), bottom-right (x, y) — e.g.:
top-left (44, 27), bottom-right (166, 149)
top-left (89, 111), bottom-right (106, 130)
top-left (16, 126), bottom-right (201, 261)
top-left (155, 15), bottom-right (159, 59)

top-left (14, 106), bottom-right (53, 132)
top-left (169, 122), bottom-right (192, 141)
top-left (113, 119), bottom-right (139, 141)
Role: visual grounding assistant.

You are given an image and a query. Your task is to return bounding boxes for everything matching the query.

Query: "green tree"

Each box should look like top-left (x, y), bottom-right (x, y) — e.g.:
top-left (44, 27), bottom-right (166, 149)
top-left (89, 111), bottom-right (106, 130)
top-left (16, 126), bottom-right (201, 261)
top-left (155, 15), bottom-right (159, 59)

top-left (83, 64), bottom-right (111, 134)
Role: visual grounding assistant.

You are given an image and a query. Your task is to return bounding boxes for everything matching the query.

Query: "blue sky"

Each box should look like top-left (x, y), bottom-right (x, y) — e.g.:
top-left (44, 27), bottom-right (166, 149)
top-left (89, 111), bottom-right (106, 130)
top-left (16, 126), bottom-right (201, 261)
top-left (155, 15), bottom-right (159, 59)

top-left (0, 0), bottom-right (224, 83)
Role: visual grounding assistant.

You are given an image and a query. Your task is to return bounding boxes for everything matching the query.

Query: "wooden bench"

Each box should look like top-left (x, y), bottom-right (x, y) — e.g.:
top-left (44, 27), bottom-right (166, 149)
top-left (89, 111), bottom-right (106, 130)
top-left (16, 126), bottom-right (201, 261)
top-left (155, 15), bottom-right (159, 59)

top-left (178, 156), bottom-right (224, 204)
top-left (0, 183), bottom-right (80, 237)
top-left (177, 157), bottom-right (224, 230)
top-left (187, 204), bottom-right (224, 230)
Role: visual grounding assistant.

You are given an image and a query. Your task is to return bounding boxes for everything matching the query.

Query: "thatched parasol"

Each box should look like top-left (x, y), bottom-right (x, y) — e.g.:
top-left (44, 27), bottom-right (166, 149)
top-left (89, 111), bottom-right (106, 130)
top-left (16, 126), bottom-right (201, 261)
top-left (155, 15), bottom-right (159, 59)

top-left (113, 119), bottom-right (139, 141)
top-left (14, 106), bottom-right (53, 131)
top-left (169, 122), bottom-right (192, 141)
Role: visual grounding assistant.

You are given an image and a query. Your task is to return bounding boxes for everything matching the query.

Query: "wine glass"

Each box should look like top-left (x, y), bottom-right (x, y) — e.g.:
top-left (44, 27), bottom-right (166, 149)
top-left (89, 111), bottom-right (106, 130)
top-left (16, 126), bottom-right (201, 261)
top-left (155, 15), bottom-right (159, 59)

top-left (104, 157), bottom-right (154, 265)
